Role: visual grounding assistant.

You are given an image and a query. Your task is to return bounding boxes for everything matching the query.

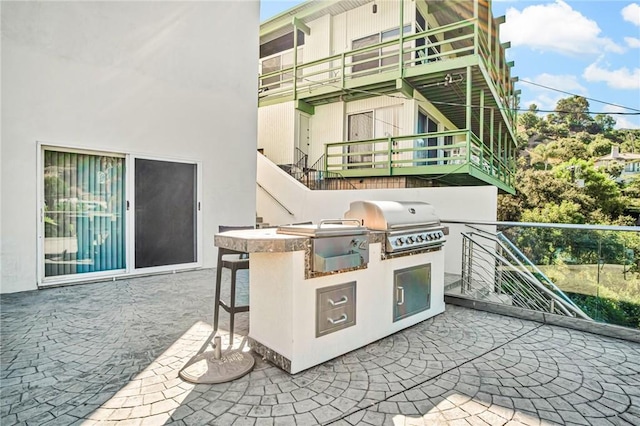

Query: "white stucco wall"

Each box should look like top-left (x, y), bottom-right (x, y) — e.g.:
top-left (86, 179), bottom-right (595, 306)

top-left (1, 1), bottom-right (259, 293)
top-left (256, 153), bottom-right (497, 275)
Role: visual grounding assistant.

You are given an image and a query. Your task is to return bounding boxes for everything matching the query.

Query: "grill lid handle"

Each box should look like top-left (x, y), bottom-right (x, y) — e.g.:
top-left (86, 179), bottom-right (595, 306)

top-left (319, 219), bottom-right (363, 227)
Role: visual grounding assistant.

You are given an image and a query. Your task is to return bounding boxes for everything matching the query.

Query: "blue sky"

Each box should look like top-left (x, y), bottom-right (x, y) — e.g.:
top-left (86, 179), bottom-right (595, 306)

top-left (260, 0), bottom-right (640, 129)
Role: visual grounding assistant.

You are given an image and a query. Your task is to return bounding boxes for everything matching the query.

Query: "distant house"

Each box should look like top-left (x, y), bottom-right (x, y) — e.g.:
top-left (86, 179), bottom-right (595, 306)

top-left (595, 146), bottom-right (640, 182)
top-left (258, 0), bottom-right (519, 194)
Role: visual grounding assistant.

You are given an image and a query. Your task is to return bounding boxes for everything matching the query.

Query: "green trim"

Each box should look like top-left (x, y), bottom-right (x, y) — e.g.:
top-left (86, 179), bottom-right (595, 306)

top-left (469, 165), bottom-right (515, 194)
top-left (295, 99), bottom-right (315, 115)
top-left (292, 17), bottom-right (310, 35)
top-left (395, 79), bottom-right (414, 99)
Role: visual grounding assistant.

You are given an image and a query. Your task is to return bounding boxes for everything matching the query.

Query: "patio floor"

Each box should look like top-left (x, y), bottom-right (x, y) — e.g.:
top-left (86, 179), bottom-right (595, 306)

top-left (1, 269), bottom-right (639, 425)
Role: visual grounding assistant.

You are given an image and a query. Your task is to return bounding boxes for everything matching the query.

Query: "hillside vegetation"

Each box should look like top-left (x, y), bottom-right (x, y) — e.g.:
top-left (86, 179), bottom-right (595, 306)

top-left (497, 96), bottom-right (640, 327)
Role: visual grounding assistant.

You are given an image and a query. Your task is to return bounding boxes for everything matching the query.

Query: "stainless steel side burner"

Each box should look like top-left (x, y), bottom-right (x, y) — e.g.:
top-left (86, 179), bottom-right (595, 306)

top-left (276, 220), bottom-right (370, 273)
top-left (344, 201), bottom-right (446, 253)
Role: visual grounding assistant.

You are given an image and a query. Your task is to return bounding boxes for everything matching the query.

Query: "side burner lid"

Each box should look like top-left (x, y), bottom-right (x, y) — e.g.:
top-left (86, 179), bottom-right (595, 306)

top-left (276, 219), bottom-right (368, 238)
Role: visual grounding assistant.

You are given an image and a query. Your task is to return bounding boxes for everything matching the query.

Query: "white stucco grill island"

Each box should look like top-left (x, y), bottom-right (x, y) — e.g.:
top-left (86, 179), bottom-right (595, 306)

top-left (215, 215), bottom-right (446, 374)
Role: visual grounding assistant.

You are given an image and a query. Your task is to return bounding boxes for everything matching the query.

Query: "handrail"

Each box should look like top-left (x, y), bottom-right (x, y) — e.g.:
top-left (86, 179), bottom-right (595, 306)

top-left (465, 224), bottom-right (590, 316)
top-left (462, 230), bottom-right (591, 319)
top-left (443, 220), bottom-right (640, 233)
top-left (256, 182), bottom-right (294, 216)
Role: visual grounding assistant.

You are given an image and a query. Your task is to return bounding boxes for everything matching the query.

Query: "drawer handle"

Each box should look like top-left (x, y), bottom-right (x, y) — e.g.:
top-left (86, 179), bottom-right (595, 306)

top-left (328, 296), bottom-right (348, 307)
top-left (328, 314), bottom-right (348, 325)
top-left (396, 286), bottom-right (404, 306)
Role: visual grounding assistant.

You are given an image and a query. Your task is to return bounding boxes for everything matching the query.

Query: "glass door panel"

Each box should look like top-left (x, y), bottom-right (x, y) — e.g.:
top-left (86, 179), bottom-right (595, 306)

top-left (43, 150), bottom-right (126, 277)
top-left (134, 159), bottom-right (197, 269)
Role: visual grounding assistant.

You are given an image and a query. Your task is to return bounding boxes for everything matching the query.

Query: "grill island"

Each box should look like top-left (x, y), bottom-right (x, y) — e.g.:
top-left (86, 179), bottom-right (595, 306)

top-left (214, 201), bottom-right (446, 374)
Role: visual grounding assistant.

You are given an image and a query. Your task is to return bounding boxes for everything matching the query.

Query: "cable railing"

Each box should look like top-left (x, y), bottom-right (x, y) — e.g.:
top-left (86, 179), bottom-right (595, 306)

top-left (459, 229), bottom-right (591, 319)
top-left (445, 220), bottom-right (640, 329)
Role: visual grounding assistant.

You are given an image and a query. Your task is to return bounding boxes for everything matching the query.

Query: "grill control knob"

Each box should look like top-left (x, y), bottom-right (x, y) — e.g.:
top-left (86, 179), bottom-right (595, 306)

top-left (416, 235), bottom-right (424, 242)
top-left (427, 234), bottom-right (433, 240)
top-left (395, 237), bottom-right (404, 246)
top-left (406, 236), bottom-right (414, 244)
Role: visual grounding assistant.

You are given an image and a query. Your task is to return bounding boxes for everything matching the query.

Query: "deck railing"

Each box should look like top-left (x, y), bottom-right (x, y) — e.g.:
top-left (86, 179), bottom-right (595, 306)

top-left (444, 220), bottom-right (640, 330)
top-left (323, 129), bottom-right (515, 188)
top-left (259, 17), bottom-right (516, 126)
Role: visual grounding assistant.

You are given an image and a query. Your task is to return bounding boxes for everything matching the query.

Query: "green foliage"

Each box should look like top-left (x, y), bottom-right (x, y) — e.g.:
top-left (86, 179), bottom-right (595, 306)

top-left (521, 200), bottom-right (585, 224)
top-left (588, 135), bottom-right (613, 157)
top-left (554, 95), bottom-right (594, 132)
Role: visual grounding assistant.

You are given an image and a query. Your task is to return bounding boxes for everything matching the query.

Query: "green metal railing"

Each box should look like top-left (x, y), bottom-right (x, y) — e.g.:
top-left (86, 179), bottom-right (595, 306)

top-left (259, 17), bottom-right (516, 127)
top-left (323, 129), bottom-right (515, 189)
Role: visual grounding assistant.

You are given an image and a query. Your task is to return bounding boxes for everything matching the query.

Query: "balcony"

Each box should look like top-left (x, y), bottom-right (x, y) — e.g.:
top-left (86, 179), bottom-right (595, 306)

top-left (324, 129), bottom-right (516, 194)
top-left (259, 11), bottom-right (519, 140)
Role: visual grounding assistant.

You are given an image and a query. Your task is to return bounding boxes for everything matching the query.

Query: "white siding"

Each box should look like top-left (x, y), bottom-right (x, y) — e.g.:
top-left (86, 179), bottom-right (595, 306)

top-left (1, 1), bottom-right (259, 293)
top-left (309, 102), bottom-right (345, 165)
top-left (258, 102), bottom-right (296, 165)
top-left (334, 0), bottom-right (414, 54)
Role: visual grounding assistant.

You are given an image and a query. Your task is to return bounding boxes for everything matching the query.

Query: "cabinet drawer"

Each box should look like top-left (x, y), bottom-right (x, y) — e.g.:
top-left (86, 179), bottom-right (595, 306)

top-left (317, 284), bottom-right (355, 313)
top-left (316, 281), bottom-right (356, 337)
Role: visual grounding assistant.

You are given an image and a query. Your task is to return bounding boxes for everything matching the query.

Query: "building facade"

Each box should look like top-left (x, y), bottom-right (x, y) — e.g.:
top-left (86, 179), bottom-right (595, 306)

top-left (1, 1), bottom-right (259, 293)
top-left (258, 0), bottom-right (518, 193)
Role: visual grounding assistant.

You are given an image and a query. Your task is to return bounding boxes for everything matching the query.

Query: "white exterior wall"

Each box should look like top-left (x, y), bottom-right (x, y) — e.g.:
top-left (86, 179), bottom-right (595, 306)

top-left (309, 102), bottom-right (344, 165)
top-left (257, 153), bottom-right (497, 275)
top-left (334, 0), bottom-right (413, 54)
top-left (1, 1), bottom-right (259, 293)
top-left (258, 102), bottom-right (296, 164)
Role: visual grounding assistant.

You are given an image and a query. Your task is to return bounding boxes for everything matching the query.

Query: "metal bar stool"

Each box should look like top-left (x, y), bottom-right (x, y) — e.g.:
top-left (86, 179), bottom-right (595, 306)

top-left (214, 225), bottom-right (253, 343)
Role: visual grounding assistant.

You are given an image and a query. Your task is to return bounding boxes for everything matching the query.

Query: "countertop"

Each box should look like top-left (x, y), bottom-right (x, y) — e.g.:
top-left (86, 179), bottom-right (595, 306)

top-left (214, 228), bottom-right (308, 253)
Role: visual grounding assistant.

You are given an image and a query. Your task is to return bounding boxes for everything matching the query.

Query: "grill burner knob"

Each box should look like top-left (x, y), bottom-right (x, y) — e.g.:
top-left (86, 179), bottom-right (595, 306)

top-left (406, 236), bottom-right (414, 244)
top-left (395, 237), bottom-right (404, 246)
top-left (417, 235), bottom-right (424, 242)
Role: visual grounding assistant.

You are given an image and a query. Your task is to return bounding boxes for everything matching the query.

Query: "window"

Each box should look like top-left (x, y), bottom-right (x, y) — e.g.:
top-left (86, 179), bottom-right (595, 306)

top-left (416, 112), bottom-right (439, 166)
top-left (351, 25), bottom-right (411, 75)
top-left (41, 147), bottom-right (201, 284)
top-left (43, 149), bottom-right (126, 277)
top-left (260, 30), bottom-right (305, 90)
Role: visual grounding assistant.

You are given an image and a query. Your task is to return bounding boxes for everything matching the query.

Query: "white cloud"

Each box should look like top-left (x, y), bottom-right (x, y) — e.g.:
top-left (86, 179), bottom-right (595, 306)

top-left (583, 60), bottom-right (640, 89)
top-left (625, 36), bottom-right (640, 48)
top-left (502, 0), bottom-right (624, 55)
top-left (622, 3), bottom-right (640, 26)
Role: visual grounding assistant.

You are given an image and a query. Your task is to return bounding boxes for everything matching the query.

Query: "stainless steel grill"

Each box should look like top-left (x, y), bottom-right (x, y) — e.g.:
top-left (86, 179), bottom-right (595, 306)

top-left (344, 201), bottom-right (446, 253)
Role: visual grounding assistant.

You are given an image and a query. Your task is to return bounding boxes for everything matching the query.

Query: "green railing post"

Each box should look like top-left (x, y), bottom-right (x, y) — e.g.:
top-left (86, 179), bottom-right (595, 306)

top-left (341, 52), bottom-right (346, 89)
top-left (388, 136), bottom-right (393, 174)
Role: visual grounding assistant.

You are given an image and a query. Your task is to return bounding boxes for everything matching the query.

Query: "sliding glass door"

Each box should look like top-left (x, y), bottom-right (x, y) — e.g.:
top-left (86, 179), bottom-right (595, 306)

top-left (41, 147), bottom-right (200, 284)
top-left (134, 159), bottom-right (197, 268)
top-left (43, 150), bottom-right (126, 277)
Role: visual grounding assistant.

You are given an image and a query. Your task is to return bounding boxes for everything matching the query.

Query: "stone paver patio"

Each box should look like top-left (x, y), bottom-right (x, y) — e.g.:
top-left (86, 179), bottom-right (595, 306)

top-left (1, 269), bottom-right (639, 425)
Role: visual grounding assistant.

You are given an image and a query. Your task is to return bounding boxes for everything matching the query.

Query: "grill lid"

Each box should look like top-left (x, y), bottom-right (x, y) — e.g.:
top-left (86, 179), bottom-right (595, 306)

top-left (344, 201), bottom-right (440, 230)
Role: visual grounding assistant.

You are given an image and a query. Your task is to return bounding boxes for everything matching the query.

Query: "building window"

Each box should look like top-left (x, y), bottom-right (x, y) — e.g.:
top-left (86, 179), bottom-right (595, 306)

top-left (260, 30), bottom-right (305, 90)
top-left (43, 149), bottom-right (126, 277)
top-left (351, 25), bottom-right (411, 75)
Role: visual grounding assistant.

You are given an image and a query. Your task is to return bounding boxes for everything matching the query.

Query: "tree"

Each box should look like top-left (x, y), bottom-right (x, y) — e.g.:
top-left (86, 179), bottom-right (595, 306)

top-left (593, 114), bottom-right (616, 134)
top-left (555, 95), bottom-right (594, 132)
top-left (547, 137), bottom-right (589, 162)
top-left (553, 159), bottom-right (625, 219)
top-left (588, 135), bottom-right (613, 157)
top-left (529, 143), bottom-right (558, 170)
